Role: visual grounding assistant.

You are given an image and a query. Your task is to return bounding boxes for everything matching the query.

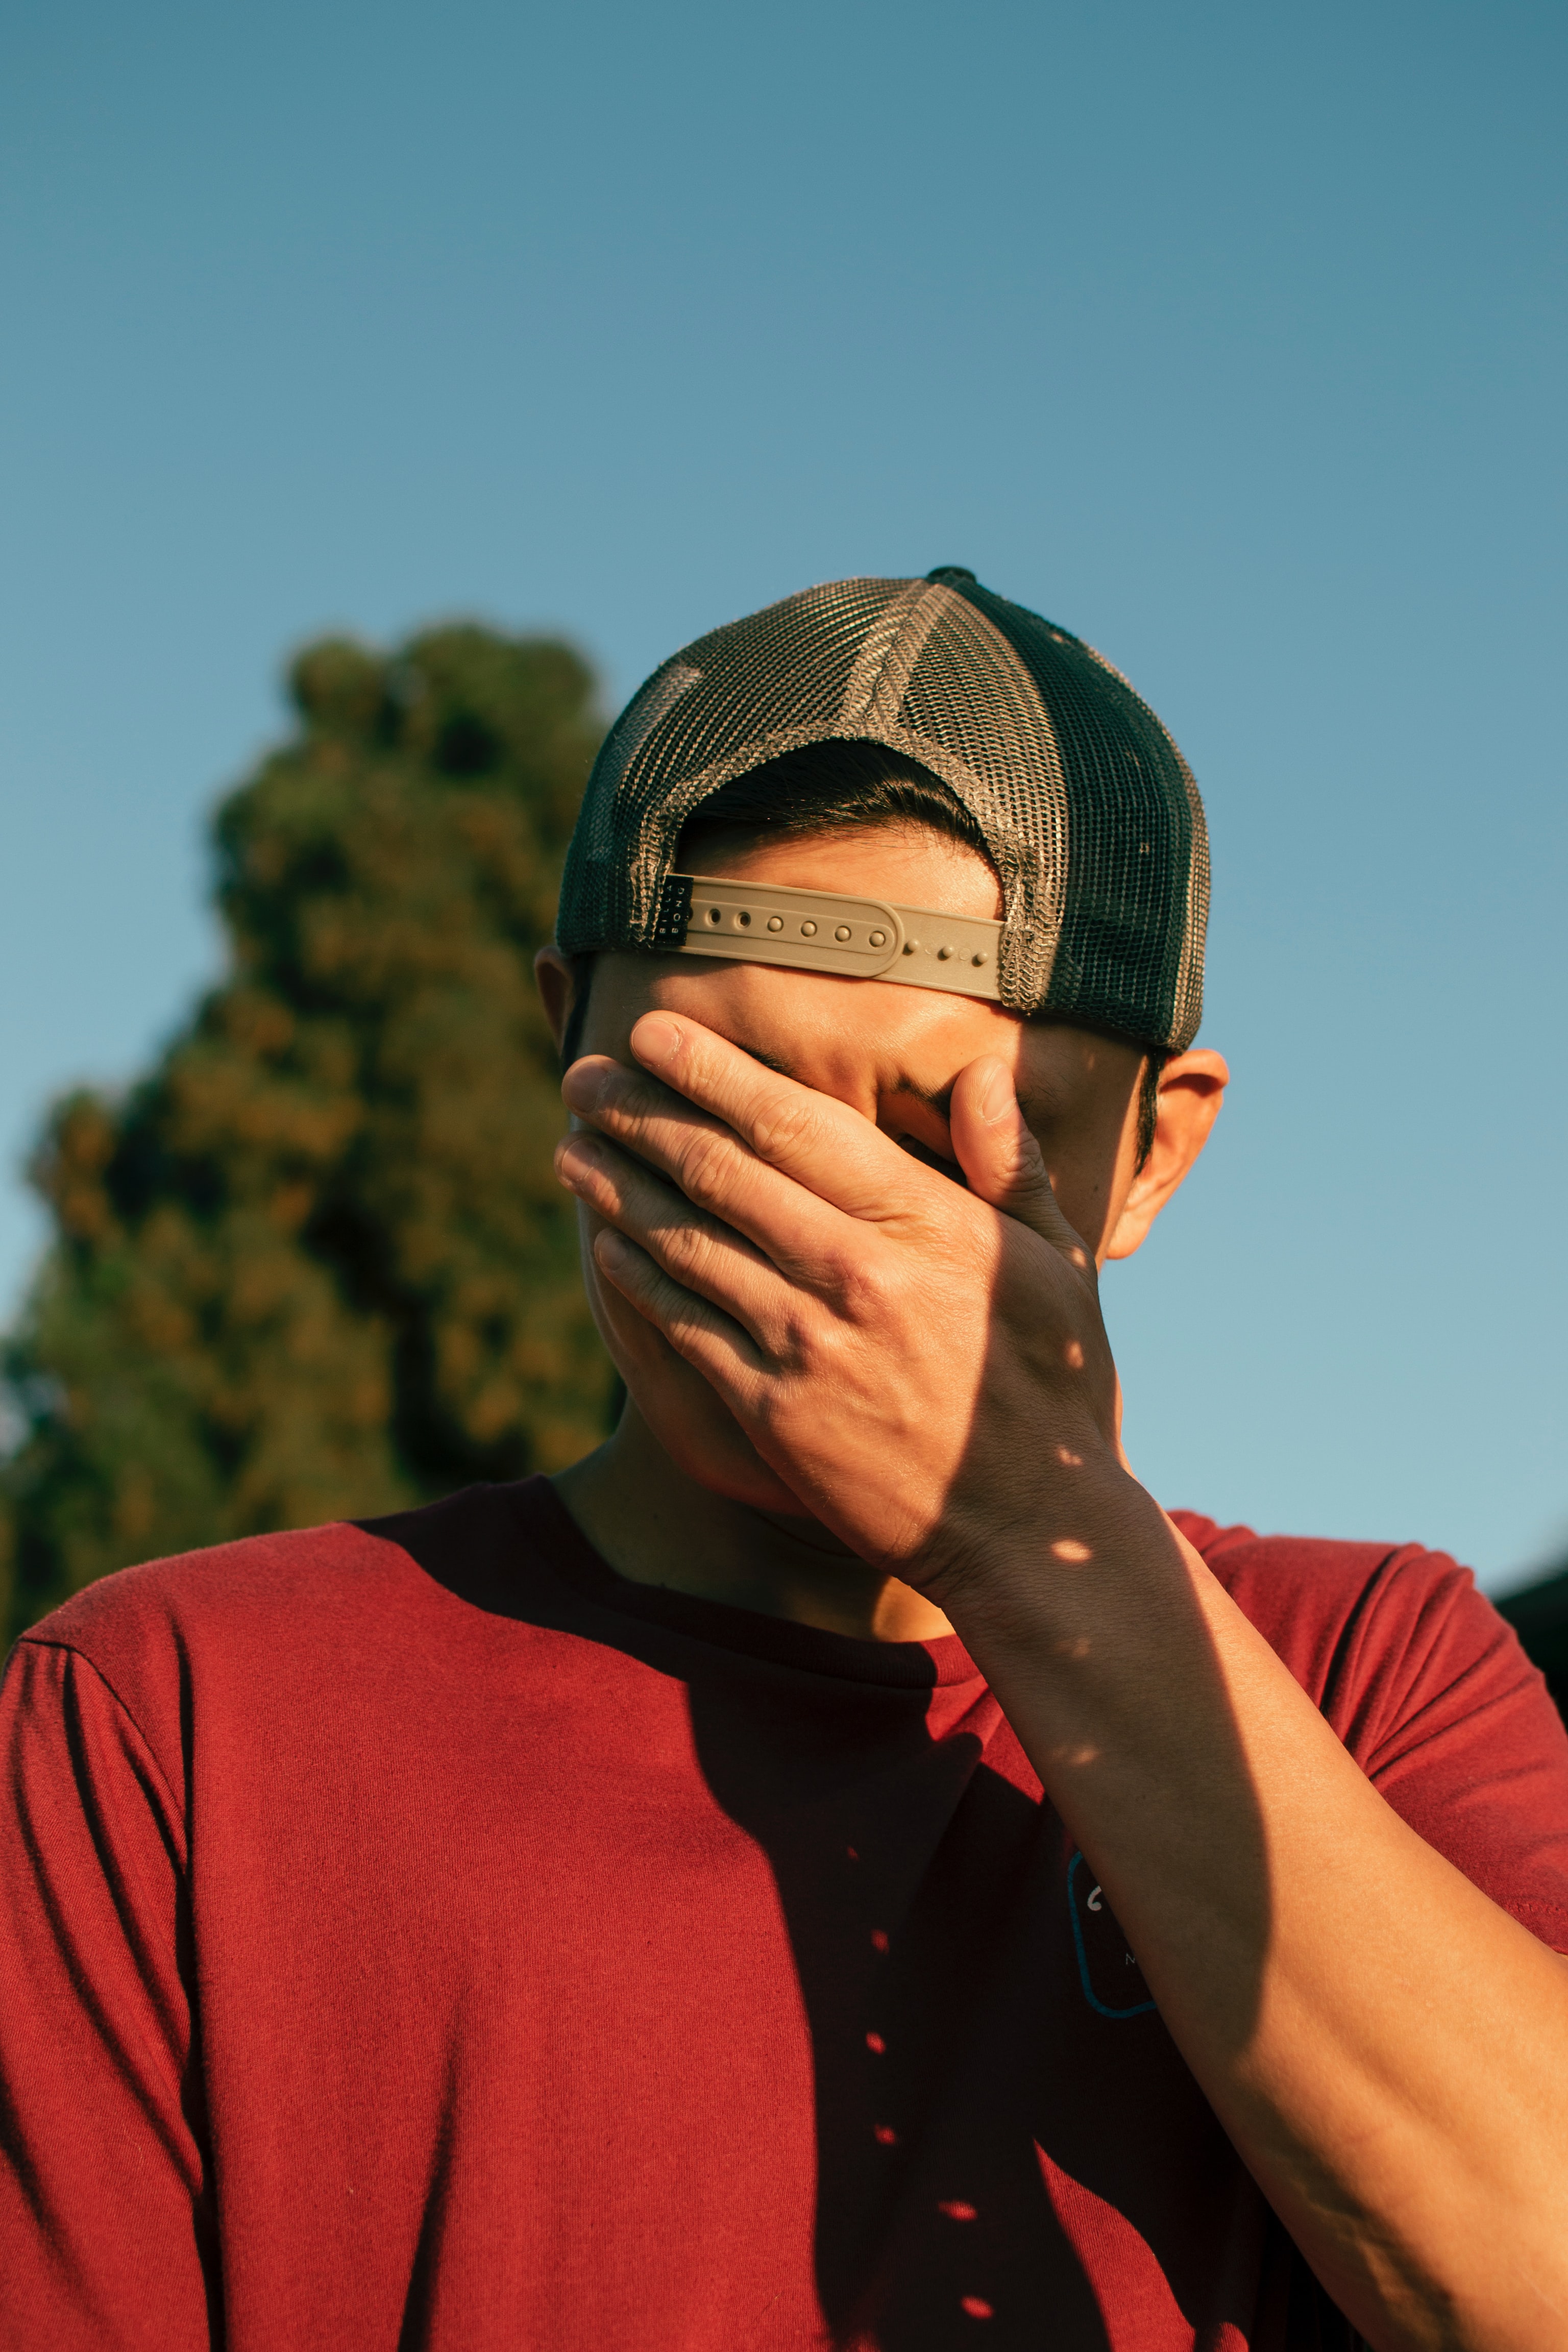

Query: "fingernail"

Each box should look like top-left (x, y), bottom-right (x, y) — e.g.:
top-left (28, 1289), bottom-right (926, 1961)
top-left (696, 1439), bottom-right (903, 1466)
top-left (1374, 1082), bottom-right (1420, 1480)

top-left (561, 1060), bottom-right (607, 1112)
top-left (633, 1014), bottom-right (682, 1066)
top-left (979, 1062), bottom-right (1014, 1123)
top-left (555, 1135), bottom-right (598, 1184)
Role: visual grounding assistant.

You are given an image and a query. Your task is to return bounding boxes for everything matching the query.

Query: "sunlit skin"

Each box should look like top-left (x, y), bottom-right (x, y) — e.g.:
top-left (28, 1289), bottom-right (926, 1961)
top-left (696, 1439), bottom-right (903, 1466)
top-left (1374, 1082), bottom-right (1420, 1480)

top-left (537, 822), bottom-right (1568, 2352)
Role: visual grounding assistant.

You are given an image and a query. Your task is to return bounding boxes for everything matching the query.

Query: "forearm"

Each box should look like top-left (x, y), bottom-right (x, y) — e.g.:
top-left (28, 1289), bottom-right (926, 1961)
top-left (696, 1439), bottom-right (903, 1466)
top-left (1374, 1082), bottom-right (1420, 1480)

top-left (937, 1480), bottom-right (1568, 2352)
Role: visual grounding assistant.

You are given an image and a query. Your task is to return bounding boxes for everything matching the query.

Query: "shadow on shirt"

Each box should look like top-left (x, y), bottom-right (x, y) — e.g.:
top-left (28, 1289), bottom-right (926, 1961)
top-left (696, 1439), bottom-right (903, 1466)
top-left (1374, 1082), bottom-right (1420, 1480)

top-left (366, 1478), bottom-right (1358, 2352)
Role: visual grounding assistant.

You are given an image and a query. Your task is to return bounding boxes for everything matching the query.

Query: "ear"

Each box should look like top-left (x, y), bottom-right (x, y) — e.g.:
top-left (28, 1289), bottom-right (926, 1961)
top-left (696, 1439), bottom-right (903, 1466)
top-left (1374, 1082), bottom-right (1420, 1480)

top-left (534, 945), bottom-right (576, 1056)
top-left (1104, 1048), bottom-right (1229, 1261)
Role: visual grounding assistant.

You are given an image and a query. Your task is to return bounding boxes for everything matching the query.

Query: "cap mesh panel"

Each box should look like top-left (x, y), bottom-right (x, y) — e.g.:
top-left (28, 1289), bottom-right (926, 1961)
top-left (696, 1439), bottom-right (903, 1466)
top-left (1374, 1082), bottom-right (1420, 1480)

top-left (557, 571), bottom-right (1208, 1050)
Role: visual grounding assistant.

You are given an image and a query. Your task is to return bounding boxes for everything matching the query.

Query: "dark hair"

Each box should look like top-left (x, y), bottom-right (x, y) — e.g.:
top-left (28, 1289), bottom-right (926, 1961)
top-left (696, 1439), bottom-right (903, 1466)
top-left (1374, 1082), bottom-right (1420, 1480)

top-left (1134, 1052), bottom-right (1167, 1172)
top-left (679, 738), bottom-right (987, 851)
top-left (558, 738), bottom-right (1166, 1169)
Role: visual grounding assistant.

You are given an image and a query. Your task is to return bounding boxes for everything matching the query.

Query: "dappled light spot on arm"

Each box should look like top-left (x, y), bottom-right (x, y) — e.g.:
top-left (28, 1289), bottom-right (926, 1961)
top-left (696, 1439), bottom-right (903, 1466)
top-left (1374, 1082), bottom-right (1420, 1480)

top-left (1063, 1339), bottom-right (1085, 1370)
top-left (1050, 1540), bottom-right (1092, 1564)
top-left (1055, 1446), bottom-right (1083, 1467)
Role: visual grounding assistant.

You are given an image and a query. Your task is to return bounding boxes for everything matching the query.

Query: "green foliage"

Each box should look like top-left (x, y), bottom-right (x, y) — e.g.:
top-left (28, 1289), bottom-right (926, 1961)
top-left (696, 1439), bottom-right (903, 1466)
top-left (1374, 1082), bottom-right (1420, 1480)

top-left (2, 624), bottom-right (615, 1638)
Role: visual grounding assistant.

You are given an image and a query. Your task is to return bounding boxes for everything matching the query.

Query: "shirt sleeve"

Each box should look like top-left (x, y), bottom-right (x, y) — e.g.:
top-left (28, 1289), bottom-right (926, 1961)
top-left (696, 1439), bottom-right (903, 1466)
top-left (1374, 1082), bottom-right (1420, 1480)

top-left (1324, 1553), bottom-right (1568, 1955)
top-left (0, 1637), bottom-right (216, 2350)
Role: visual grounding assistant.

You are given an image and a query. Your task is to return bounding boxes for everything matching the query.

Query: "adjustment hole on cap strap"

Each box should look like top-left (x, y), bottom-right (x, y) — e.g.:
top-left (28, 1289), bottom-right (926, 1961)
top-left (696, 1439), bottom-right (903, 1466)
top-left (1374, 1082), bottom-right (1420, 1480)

top-left (738, 911), bottom-right (751, 926)
top-left (800, 920), bottom-right (817, 937)
top-left (705, 906), bottom-right (722, 924)
top-left (766, 915), bottom-right (783, 932)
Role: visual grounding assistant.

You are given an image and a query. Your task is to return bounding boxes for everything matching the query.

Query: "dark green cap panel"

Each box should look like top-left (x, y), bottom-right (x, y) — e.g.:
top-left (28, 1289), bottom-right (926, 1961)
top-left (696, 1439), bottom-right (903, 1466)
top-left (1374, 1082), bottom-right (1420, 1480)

top-left (925, 570), bottom-right (1207, 1048)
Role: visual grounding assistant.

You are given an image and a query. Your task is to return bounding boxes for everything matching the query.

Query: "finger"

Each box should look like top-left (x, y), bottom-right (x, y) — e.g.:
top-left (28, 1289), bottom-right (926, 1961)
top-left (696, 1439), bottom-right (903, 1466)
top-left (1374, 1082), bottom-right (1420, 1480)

top-left (625, 1013), bottom-right (924, 1220)
top-left (947, 1059), bottom-right (1095, 1271)
top-left (591, 1227), bottom-right (769, 1404)
top-left (556, 1131), bottom-right (802, 1349)
top-left (562, 1055), bottom-right (853, 1272)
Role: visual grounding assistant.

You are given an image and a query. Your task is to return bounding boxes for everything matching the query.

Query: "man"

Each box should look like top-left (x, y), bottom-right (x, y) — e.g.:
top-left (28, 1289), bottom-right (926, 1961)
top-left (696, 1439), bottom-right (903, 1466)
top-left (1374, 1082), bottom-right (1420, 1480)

top-left (4, 568), bottom-right (1567, 2351)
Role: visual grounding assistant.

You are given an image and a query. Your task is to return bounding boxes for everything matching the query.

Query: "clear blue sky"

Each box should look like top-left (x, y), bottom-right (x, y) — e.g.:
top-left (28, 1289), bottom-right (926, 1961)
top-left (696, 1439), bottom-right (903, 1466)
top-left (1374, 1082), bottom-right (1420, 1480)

top-left (3, 0), bottom-right (1563, 1587)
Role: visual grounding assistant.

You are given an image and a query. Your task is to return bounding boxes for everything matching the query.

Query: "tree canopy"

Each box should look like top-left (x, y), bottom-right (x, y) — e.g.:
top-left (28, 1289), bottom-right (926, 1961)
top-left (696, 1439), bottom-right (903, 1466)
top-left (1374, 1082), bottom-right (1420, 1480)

top-left (2, 624), bottom-right (614, 1639)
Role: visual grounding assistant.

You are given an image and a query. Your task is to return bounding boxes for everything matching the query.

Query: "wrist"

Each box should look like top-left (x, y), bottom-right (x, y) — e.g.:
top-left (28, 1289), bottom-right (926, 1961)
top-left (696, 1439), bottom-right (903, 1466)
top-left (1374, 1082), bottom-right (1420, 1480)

top-left (920, 1453), bottom-right (1168, 1628)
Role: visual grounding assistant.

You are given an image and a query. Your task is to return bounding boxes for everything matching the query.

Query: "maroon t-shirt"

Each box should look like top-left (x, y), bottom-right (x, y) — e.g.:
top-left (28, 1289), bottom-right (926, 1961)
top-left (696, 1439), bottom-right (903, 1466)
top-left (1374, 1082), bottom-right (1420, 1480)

top-left (4, 1478), bottom-right (1567, 2351)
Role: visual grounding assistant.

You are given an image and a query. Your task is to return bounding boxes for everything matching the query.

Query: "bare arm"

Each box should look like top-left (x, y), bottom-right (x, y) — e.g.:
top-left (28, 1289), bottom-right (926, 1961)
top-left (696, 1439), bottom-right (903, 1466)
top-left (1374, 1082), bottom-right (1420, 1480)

top-left (556, 1013), bottom-right (1568, 2352)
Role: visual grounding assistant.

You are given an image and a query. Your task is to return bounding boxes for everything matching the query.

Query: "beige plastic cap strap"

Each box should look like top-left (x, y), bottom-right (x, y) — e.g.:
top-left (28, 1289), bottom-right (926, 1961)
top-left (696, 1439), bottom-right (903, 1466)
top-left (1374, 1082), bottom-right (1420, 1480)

top-left (669, 874), bottom-right (1002, 1002)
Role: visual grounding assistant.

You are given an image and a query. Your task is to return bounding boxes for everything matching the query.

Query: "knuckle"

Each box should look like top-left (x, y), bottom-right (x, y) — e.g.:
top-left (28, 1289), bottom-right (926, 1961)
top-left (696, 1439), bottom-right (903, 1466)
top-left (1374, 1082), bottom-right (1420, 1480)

top-left (837, 1251), bottom-right (894, 1317)
top-left (674, 1128), bottom-right (732, 1210)
top-left (750, 1093), bottom-right (818, 1164)
top-left (774, 1308), bottom-right (820, 1376)
top-left (659, 1215), bottom-right (714, 1281)
top-left (1001, 1133), bottom-right (1048, 1189)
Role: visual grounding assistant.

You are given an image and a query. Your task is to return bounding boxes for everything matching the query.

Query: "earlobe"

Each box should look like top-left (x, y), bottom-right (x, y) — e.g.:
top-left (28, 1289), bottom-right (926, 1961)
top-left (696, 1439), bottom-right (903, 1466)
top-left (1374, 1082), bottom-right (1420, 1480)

top-left (534, 946), bottom-right (576, 1055)
top-left (1104, 1049), bottom-right (1229, 1262)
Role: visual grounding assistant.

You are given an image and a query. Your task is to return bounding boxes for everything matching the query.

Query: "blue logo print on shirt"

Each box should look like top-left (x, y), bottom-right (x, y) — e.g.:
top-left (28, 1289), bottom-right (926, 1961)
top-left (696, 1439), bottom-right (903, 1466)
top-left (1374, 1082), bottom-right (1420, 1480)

top-left (1067, 1851), bottom-right (1158, 2018)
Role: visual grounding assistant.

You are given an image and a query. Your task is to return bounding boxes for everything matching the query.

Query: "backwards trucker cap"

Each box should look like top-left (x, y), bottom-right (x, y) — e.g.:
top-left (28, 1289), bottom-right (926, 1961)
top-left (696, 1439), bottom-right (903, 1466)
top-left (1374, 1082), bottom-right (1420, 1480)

top-left (557, 567), bottom-right (1210, 1051)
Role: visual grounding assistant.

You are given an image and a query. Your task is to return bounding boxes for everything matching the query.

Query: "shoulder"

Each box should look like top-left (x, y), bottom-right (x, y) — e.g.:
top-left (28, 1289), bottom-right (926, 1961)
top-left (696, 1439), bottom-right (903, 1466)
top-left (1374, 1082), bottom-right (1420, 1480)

top-left (1170, 1510), bottom-right (1495, 1707)
top-left (21, 1514), bottom-right (408, 1681)
top-left (11, 1521), bottom-right (393, 1773)
top-left (11, 1481), bottom-right (565, 1793)
top-left (1173, 1507), bottom-right (1565, 1781)
top-left (1169, 1509), bottom-right (1548, 1759)
top-left (1174, 1512), bottom-right (1568, 1945)
top-left (21, 1478), bottom-right (563, 1658)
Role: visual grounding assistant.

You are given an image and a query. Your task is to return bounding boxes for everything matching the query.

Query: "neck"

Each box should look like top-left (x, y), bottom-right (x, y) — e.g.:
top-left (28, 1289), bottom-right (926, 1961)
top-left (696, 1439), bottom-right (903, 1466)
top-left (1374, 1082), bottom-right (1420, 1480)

top-left (551, 1404), bottom-right (954, 1643)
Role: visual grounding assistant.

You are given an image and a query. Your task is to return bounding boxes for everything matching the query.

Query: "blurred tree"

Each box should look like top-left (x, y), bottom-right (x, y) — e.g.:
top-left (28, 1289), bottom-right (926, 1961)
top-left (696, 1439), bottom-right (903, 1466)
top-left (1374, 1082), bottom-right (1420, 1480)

top-left (1, 624), bottom-right (614, 1639)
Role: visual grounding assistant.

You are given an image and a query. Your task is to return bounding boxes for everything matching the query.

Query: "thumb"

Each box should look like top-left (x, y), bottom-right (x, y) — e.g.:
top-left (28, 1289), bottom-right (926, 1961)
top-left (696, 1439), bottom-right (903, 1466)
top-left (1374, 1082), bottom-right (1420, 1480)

top-left (949, 1058), bottom-right (1094, 1272)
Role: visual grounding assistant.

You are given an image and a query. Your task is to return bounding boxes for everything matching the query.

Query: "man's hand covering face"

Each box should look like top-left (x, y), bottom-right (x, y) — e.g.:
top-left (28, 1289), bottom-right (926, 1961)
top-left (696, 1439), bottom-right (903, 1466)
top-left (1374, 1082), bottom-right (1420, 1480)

top-left (557, 1013), bottom-right (1126, 1595)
